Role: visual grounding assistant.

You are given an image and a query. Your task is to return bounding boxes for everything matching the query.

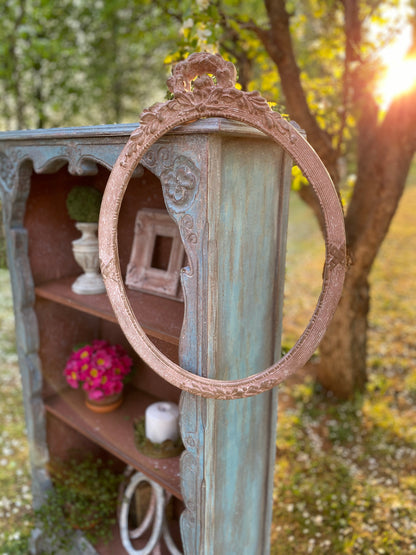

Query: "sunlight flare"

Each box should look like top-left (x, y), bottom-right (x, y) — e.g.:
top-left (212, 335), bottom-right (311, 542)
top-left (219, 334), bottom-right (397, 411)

top-left (377, 56), bottom-right (416, 106)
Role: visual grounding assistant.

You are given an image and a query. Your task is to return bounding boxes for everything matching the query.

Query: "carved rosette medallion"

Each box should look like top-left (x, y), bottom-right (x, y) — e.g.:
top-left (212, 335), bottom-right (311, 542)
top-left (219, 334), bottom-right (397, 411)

top-left (160, 155), bottom-right (200, 215)
top-left (140, 147), bottom-right (200, 277)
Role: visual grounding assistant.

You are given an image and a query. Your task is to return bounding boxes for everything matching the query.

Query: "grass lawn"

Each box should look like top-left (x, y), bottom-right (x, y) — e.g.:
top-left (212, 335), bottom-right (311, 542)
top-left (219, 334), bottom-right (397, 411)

top-left (272, 182), bottom-right (416, 554)
top-left (0, 183), bottom-right (415, 554)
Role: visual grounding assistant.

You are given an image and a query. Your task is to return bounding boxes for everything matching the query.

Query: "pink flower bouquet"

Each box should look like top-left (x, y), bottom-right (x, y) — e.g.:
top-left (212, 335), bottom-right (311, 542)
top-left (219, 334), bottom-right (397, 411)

top-left (64, 340), bottom-right (133, 401)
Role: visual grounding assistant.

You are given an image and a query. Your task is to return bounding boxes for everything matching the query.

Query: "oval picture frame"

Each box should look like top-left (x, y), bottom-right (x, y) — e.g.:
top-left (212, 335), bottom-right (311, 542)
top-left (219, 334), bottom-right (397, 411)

top-left (99, 53), bottom-right (346, 400)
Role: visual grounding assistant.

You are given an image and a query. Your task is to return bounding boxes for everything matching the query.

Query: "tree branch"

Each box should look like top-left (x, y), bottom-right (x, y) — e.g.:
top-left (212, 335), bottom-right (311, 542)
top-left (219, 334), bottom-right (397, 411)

top-left (260, 0), bottom-right (340, 185)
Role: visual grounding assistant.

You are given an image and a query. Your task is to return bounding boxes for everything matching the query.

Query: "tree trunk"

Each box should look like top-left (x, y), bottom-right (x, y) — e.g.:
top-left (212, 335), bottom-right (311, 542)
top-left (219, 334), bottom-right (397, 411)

top-left (315, 88), bottom-right (416, 396)
top-left (315, 271), bottom-right (369, 399)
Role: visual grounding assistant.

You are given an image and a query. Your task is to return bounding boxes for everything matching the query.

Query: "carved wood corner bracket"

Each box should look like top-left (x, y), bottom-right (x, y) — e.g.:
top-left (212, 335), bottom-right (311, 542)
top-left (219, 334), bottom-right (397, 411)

top-left (99, 52), bottom-right (347, 400)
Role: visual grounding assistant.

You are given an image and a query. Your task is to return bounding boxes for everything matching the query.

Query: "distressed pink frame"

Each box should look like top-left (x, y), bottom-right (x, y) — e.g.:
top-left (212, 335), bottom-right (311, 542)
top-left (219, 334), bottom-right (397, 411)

top-left (99, 52), bottom-right (346, 400)
top-left (126, 209), bottom-right (184, 300)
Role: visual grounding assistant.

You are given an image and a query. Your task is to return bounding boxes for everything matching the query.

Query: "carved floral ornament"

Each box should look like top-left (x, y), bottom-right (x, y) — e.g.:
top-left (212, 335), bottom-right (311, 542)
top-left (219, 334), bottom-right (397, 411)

top-left (160, 155), bottom-right (200, 213)
top-left (99, 52), bottom-right (347, 400)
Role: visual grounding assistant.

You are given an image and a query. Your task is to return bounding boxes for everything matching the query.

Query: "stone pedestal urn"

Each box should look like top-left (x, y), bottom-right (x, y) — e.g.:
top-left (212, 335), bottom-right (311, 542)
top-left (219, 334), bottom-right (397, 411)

top-left (71, 222), bottom-right (106, 295)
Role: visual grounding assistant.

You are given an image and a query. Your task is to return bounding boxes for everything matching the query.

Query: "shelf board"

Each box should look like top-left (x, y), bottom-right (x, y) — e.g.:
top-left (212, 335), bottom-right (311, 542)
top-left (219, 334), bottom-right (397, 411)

top-left (35, 276), bottom-right (183, 345)
top-left (44, 386), bottom-right (182, 500)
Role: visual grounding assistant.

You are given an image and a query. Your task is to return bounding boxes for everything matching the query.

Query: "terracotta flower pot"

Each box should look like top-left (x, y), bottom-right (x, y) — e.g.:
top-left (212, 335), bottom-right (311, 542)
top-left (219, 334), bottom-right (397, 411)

top-left (84, 391), bottom-right (123, 413)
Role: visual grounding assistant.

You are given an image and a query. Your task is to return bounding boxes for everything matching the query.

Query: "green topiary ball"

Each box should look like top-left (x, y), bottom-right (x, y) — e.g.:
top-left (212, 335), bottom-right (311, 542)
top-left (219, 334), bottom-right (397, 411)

top-left (66, 186), bottom-right (102, 223)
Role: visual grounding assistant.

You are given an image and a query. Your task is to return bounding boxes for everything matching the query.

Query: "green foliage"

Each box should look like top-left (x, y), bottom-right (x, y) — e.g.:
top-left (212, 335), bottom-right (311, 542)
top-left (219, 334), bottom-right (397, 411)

top-left (79, 0), bottom-right (180, 123)
top-left (133, 417), bottom-right (184, 458)
top-left (0, 0), bottom-right (408, 141)
top-left (164, 0), bottom-right (278, 97)
top-left (35, 454), bottom-right (123, 552)
top-left (0, 0), bottom-right (180, 130)
top-left (291, 165), bottom-right (309, 191)
top-left (66, 186), bottom-right (102, 223)
top-left (0, 0), bottom-right (86, 129)
top-left (164, 0), bottom-right (411, 192)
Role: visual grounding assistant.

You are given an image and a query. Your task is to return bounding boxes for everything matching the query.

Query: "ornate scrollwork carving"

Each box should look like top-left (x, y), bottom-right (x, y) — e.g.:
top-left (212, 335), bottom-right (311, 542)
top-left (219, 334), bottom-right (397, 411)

top-left (64, 144), bottom-right (98, 175)
top-left (0, 150), bottom-right (19, 193)
top-left (142, 145), bottom-right (172, 172)
top-left (167, 52), bottom-right (237, 94)
top-left (119, 54), bottom-right (300, 169)
top-left (180, 215), bottom-right (198, 246)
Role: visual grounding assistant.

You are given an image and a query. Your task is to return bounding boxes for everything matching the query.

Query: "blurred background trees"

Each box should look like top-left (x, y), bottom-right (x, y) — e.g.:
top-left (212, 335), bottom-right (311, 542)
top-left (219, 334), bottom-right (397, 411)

top-left (0, 0), bottom-right (179, 129)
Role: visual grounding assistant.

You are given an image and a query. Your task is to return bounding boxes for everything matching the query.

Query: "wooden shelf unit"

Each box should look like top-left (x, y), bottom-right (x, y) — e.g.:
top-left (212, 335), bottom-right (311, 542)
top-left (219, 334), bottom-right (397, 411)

top-left (0, 119), bottom-right (288, 554)
top-left (0, 127), bottom-right (190, 553)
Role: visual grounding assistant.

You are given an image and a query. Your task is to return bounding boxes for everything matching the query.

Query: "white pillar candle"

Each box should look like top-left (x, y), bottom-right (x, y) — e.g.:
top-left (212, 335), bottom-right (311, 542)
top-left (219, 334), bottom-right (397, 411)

top-left (145, 402), bottom-right (179, 444)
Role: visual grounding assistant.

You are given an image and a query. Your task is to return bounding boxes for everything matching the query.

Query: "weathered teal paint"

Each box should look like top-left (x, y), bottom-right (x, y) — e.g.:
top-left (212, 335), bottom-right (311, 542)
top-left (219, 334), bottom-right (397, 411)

top-left (202, 137), bottom-right (292, 553)
top-left (163, 128), bottom-right (292, 554)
